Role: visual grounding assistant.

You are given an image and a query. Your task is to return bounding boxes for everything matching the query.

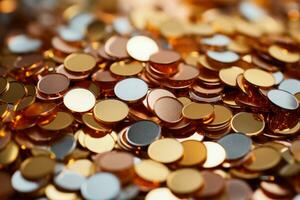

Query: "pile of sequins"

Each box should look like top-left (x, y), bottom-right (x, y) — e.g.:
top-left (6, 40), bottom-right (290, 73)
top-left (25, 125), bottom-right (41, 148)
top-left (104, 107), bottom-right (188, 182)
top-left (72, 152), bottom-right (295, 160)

top-left (1, 0), bottom-right (300, 199)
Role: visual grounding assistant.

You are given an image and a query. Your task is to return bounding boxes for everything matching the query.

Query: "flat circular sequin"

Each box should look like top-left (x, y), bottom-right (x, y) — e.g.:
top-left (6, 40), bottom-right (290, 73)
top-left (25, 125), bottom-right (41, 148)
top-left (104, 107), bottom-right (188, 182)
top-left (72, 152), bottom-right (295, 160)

top-left (219, 66), bottom-right (244, 87)
top-left (126, 120), bottom-right (161, 147)
top-left (95, 151), bottom-right (133, 172)
top-left (114, 78), bottom-right (148, 102)
top-left (93, 99), bottom-right (129, 124)
top-left (203, 141), bottom-right (226, 168)
top-left (148, 138), bottom-right (183, 164)
top-left (267, 89), bottom-right (299, 110)
top-left (218, 133), bottom-right (252, 160)
top-left (231, 112), bottom-right (265, 136)
top-left (245, 146), bottom-right (281, 171)
top-left (67, 159), bottom-right (95, 177)
top-left (37, 73), bottom-right (70, 96)
top-left (81, 173), bottom-right (121, 200)
top-left (134, 159), bottom-right (170, 182)
top-left (64, 53), bottom-right (96, 73)
top-left (20, 156), bottom-right (55, 180)
top-left (154, 97), bottom-right (183, 124)
top-left (167, 168), bottom-right (204, 195)
top-left (63, 88), bottom-right (96, 113)
top-left (126, 35), bottom-right (159, 61)
top-left (244, 68), bottom-right (275, 87)
top-left (182, 102), bottom-right (214, 120)
top-left (179, 140), bottom-right (207, 166)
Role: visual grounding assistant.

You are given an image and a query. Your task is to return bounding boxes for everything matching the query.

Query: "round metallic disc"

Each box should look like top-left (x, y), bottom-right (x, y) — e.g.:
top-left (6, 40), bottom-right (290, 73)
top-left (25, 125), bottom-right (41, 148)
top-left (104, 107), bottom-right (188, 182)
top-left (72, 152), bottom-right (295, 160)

top-left (231, 112), bottom-right (265, 136)
top-left (126, 120), bottom-right (161, 147)
top-left (154, 96), bottom-right (183, 124)
top-left (169, 63), bottom-right (200, 82)
top-left (50, 134), bottom-right (76, 160)
top-left (207, 50), bottom-right (239, 63)
top-left (219, 66), bottom-right (244, 87)
top-left (226, 179), bottom-right (253, 200)
top-left (208, 105), bottom-right (232, 126)
top-left (148, 138), bottom-right (184, 164)
top-left (40, 111), bottom-right (74, 131)
top-left (267, 89), bottom-right (299, 110)
top-left (290, 140), bottom-right (300, 163)
top-left (177, 97), bottom-right (191, 106)
top-left (145, 187), bottom-right (180, 200)
top-left (245, 146), bottom-right (281, 171)
top-left (182, 102), bottom-right (214, 120)
top-left (95, 151), bottom-right (133, 172)
top-left (0, 141), bottom-right (19, 165)
top-left (37, 73), bottom-right (70, 95)
top-left (272, 71), bottom-right (284, 85)
top-left (82, 113), bottom-right (112, 133)
top-left (278, 79), bottom-right (300, 95)
top-left (147, 89), bottom-right (175, 111)
top-left (20, 156), bottom-right (55, 180)
top-left (84, 134), bottom-right (115, 154)
top-left (134, 159), bottom-right (170, 183)
top-left (201, 34), bottom-right (231, 46)
top-left (126, 35), bottom-right (159, 61)
top-left (54, 170), bottom-right (86, 191)
top-left (24, 102), bottom-right (57, 117)
top-left (45, 184), bottom-right (79, 200)
top-left (218, 133), bottom-right (252, 160)
top-left (179, 140), bottom-right (207, 166)
top-left (167, 168), bottom-right (204, 195)
top-left (268, 45), bottom-right (300, 63)
top-left (81, 173), bottom-right (121, 200)
top-left (64, 53), bottom-right (96, 73)
top-left (93, 99), bottom-right (129, 123)
top-left (196, 171), bottom-right (225, 198)
top-left (104, 36), bottom-right (129, 59)
top-left (149, 50), bottom-right (181, 65)
top-left (260, 181), bottom-right (292, 198)
top-left (11, 171), bottom-right (46, 193)
top-left (110, 61), bottom-right (143, 77)
top-left (202, 141), bottom-right (226, 168)
top-left (244, 68), bottom-right (275, 87)
top-left (0, 77), bottom-right (8, 95)
top-left (0, 82), bottom-right (25, 104)
top-left (13, 95), bottom-right (35, 112)
top-left (114, 78), bottom-right (148, 102)
top-left (63, 88), bottom-right (96, 113)
top-left (67, 159), bottom-right (95, 177)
